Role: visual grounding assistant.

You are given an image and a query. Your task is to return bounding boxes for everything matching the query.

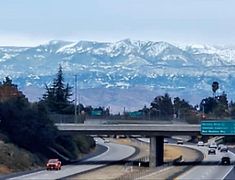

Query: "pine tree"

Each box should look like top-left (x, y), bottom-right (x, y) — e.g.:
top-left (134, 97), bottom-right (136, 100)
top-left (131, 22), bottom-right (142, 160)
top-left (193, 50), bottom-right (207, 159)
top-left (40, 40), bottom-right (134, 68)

top-left (42, 65), bottom-right (72, 113)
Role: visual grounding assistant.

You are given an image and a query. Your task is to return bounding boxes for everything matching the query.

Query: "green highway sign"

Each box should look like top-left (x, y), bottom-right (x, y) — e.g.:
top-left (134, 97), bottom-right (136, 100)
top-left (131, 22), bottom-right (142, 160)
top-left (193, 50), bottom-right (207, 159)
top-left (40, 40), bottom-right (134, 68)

top-left (201, 120), bottom-right (235, 135)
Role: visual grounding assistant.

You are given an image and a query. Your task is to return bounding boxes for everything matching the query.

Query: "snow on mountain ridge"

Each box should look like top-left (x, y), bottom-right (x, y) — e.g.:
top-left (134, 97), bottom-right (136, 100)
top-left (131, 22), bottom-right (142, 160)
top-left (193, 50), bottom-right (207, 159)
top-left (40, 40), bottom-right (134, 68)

top-left (1, 39), bottom-right (235, 87)
top-left (1, 39), bottom-right (235, 110)
top-left (183, 44), bottom-right (235, 64)
top-left (14, 39), bottom-right (232, 67)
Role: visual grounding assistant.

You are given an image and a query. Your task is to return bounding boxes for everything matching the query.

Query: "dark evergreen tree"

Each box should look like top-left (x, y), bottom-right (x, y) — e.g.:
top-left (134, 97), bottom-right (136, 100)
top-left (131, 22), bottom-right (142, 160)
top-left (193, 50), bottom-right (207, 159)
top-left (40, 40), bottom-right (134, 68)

top-left (150, 93), bottom-right (173, 120)
top-left (42, 65), bottom-right (73, 113)
top-left (173, 97), bottom-right (193, 119)
top-left (200, 97), bottom-right (217, 114)
top-left (214, 92), bottom-right (229, 117)
top-left (200, 92), bottom-right (229, 118)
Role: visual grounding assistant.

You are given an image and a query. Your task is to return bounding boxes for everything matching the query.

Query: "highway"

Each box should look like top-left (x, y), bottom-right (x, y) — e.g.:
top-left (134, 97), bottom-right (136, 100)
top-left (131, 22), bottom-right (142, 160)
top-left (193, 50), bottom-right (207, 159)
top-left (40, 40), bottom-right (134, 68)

top-left (8, 138), bottom-right (135, 180)
top-left (177, 145), bottom-right (235, 180)
top-left (7, 136), bottom-right (235, 180)
top-left (138, 137), bottom-right (235, 179)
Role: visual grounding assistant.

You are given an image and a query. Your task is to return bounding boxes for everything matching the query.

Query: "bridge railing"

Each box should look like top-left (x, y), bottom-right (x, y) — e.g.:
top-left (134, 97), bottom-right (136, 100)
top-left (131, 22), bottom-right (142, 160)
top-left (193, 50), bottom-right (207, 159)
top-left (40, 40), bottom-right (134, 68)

top-left (49, 114), bottom-right (85, 124)
top-left (49, 113), bottom-right (175, 124)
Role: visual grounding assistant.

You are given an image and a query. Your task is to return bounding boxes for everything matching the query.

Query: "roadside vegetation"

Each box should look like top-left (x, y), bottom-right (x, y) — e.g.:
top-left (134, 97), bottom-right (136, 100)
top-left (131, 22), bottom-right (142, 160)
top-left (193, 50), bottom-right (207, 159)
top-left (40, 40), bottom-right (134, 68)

top-left (0, 67), bottom-right (95, 174)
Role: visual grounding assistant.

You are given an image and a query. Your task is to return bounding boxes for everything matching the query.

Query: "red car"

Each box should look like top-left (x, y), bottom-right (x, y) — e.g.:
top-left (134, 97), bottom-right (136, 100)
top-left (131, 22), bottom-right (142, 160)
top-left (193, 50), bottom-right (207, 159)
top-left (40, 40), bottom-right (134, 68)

top-left (46, 159), bottom-right (62, 170)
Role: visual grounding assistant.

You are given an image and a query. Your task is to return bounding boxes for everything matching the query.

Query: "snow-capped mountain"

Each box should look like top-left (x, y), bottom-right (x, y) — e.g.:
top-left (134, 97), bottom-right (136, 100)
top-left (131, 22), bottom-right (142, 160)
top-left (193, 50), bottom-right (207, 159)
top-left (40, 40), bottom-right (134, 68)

top-left (1, 39), bottom-right (235, 110)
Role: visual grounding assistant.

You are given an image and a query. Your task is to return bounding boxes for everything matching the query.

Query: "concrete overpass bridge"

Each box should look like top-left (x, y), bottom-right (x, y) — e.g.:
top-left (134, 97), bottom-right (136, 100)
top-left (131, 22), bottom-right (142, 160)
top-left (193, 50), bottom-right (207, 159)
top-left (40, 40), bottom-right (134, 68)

top-left (56, 123), bottom-right (201, 167)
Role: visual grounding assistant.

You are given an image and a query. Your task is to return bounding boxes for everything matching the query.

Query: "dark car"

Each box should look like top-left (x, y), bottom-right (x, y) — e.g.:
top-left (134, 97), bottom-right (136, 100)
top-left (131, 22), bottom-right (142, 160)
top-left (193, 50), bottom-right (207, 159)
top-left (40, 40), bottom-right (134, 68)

top-left (208, 148), bottom-right (216, 155)
top-left (46, 159), bottom-right (62, 170)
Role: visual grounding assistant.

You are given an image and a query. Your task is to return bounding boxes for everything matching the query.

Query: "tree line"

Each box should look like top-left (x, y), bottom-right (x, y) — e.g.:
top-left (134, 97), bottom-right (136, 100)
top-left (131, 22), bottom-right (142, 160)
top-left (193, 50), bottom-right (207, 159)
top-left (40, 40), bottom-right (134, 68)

top-left (138, 81), bottom-right (235, 123)
top-left (41, 66), bottom-right (235, 123)
top-left (0, 69), bottom-right (95, 163)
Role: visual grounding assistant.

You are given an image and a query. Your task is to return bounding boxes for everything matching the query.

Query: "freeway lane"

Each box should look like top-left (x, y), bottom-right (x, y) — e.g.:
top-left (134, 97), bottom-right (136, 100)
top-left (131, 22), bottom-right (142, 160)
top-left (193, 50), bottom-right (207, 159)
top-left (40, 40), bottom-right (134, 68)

top-left (8, 138), bottom-right (135, 180)
top-left (177, 145), bottom-right (235, 180)
top-left (138, 137), bottom-right (235, 179)
top-left (224, 147), bottom-right (235, 180)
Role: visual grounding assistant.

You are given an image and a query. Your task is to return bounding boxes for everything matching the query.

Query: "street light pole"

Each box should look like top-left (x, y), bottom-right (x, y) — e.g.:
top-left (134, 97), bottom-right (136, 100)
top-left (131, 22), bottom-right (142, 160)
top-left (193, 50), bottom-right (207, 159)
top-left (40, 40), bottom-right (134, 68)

top-left (78, 93), bottom-right (81, 122)
top-left (74, 75), bottom-right (78, 123)
top-left (202, 100), bottom-right (206, 119)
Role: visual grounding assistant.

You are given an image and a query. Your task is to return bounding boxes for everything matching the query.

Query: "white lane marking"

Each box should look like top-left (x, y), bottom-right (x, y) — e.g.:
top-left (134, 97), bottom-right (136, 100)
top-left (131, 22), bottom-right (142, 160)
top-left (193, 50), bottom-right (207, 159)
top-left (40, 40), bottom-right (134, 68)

top-left (220, 149), bottom-right (235, 180)
top-left (221, 166), bottom-right (234, 180)
top-left (87, 142), bottom-right (110, 160)
top-left (135, 166), bottom-right (173, 180)
top-left (8, 170), bottom-right (46, 180)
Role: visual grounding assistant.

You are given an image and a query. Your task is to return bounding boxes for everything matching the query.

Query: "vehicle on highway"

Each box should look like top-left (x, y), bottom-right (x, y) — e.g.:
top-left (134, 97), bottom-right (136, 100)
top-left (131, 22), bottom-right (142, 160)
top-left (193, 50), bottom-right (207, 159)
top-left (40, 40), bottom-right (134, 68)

top-left (46, 159), bottom-right (61, 170)
top-left (221, 154), bottom-right (230, 165)
top-left (208, 148), bottom-right (216, 155)
top-left (209, 143), bottom-right (217, 149)
top-left (104, 139), bottom-right (110, 143)
top-left (197, 141), bottom-right (204, 146)
top-left (220, 145), bottom-right (228, 152)
top-left (217, 144), bottom-right (224, 150)
top-left (177, 140), bottom-right (183, 145)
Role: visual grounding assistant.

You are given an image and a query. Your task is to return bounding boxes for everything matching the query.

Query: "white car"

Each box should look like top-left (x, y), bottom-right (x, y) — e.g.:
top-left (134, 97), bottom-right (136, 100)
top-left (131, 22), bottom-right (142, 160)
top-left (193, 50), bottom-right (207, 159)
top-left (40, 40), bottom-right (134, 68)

top-left (164, 139), bottom-right (169, 143)
top-left (177, 140), bottom-right (183, 145)
top-left (217, 144), bottom-right (224, 150)
top-left (104, 139), bottom-right (110, 143)
top-left (197, 141), bottom-right (204, 146)
top-left (209, 143), bottom-right (217, 149)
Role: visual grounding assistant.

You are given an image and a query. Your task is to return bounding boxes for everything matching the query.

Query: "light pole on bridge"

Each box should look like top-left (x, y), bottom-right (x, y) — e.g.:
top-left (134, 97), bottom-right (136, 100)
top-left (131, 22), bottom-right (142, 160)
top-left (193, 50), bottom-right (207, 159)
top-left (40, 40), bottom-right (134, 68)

top-left (74, 75), bottom-right (78, 123)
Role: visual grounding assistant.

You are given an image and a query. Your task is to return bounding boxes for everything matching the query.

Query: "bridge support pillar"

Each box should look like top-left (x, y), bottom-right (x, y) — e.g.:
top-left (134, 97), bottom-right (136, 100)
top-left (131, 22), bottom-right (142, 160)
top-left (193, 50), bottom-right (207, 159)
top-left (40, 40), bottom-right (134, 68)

top-left (149, 136), bottom-right (164, 167)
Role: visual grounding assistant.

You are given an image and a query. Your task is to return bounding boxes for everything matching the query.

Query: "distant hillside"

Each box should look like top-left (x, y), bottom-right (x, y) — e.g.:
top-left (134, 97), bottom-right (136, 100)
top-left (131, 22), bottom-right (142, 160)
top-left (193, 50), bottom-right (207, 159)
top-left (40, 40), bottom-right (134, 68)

top-left (1, 39), bottom-right (235, 111)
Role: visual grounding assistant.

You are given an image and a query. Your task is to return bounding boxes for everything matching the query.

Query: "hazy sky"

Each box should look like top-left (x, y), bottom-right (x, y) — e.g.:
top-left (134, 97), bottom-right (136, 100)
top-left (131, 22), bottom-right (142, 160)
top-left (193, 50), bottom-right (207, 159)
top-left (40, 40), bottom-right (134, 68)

top-left (0, 0), bottom-right (235, 46)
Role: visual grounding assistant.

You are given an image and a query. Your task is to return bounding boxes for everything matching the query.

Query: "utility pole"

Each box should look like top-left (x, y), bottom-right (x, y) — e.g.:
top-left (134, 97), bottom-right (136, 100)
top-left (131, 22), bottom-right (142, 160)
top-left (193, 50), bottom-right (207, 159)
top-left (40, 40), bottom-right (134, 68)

top-left (202, 100), bottom-right (206, 119)
top-left (74, 75), bottom-right (78, 123)
top-left (78, 93), bottom-right (81, 122)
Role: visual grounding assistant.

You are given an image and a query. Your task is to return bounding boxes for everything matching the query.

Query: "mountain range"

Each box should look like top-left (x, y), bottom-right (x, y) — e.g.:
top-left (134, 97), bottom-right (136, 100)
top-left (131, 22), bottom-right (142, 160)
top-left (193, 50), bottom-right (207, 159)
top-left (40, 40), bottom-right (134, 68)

top-left (1, 39), bottom-right (235, 112)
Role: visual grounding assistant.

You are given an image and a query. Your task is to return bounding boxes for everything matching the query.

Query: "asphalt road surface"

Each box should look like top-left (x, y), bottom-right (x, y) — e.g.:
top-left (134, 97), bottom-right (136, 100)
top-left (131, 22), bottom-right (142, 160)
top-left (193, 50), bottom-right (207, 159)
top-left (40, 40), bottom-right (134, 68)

top-left (8, 138), bottom-right (135, 180)
top-left (177, 145), bottom-right (235, 180)
top-left (139, 137), bottom-right (235, 180)
top-left (224, 147), bottom-right (235, 180)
